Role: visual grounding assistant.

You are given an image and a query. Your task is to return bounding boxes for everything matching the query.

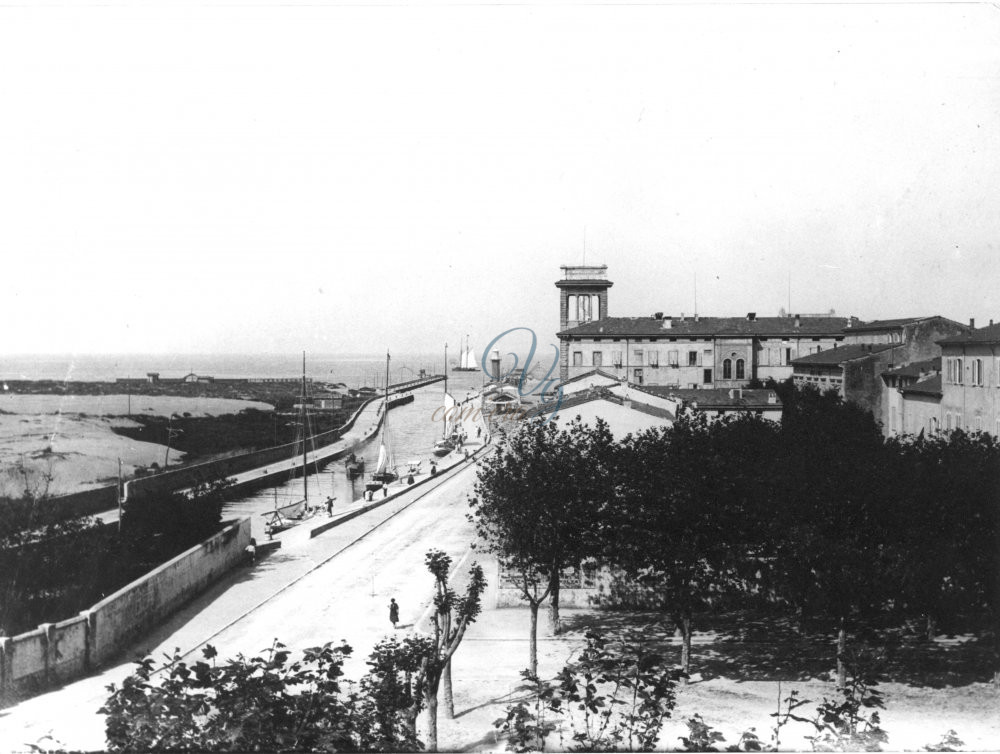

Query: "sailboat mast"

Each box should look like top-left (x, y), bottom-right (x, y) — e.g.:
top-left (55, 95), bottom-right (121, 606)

top-left (443, 343), bottom-right (448, 440)
top-left (301, 351), bottom-right (308, 503)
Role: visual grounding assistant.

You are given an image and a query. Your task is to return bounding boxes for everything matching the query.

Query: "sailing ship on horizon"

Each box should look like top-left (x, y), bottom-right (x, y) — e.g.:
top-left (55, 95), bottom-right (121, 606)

top-left (453, 334), bottom-right (478, 372)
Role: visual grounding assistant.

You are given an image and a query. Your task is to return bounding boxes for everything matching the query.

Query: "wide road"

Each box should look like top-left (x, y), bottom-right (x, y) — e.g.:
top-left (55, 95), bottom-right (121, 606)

top-left (0, 440), bottom-right (484, 753)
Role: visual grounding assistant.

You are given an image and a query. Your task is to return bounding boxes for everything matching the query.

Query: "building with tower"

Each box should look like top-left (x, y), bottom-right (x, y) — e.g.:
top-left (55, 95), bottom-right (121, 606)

top-left (556, 264), bottom-right (849, 387)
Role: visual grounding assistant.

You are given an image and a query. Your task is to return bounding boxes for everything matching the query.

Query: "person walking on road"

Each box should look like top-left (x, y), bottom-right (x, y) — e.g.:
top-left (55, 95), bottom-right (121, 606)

top-left (382, 482), bottom-right (388, 498)
top-left (245, 538), bottom-right (257, 565)
top-left (325, 496), bottom-right (334, 517)
top-left (389, 598), bottom-right (399, 629)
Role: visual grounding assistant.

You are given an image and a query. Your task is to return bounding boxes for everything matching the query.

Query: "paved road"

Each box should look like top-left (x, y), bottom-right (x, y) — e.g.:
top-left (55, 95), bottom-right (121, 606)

top-left (0, 438), bottom-right (484, 753)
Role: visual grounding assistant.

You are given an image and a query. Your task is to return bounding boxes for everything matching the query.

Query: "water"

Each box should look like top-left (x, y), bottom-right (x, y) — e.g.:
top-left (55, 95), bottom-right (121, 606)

top-left (223, 371), bottom-right (487, 534)
top-left (0, 353), bottom-right (478, 388)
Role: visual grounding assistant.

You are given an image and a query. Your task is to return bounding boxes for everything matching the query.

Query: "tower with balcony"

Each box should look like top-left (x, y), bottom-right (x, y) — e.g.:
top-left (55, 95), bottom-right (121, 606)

top-left (556, 265), bottom-right (613, 380)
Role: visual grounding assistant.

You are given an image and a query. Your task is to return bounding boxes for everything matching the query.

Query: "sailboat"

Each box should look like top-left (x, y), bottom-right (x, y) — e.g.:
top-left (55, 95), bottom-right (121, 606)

top-left (454, 334), bottom-right (478, 372)
top-left (433, 344), bottom-right (456, 457)
top-left (366, 352), bottom-right (398, 492)
top-left (265, 354), bottom-right (316, 531)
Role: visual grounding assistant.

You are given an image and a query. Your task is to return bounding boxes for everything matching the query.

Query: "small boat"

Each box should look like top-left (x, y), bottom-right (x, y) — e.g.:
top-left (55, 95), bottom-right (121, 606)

top-left (263, 353), bottom-right (323, 535)
top-left (366, 352), bottom-right (399, 492)
top-left (453, 334), bottom-right (478, 372)
top-left (433, 343), bottom-right (457, 457)
top-left (345, 455), bottom-right (365, 478)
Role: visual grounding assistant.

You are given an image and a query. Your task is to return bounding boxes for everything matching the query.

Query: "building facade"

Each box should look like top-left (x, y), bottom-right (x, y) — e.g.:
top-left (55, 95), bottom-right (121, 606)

top-left (556, 265), bottom-right (848, 387)
top-left (938, 323), bottom-right (1000, 436)
top-left (881, 358), bottom-right (941, 437)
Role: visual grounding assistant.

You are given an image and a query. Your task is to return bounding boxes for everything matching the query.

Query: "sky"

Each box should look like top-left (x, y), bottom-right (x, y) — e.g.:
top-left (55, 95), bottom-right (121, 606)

top-left (1, 0), bottom-right (998, 357)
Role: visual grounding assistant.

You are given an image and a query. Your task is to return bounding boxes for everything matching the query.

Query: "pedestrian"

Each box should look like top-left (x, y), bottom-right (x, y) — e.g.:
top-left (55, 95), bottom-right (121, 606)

top-left (382, 482), bottom-right (388, 498)
top-left (463, 448), bottom-right (469, 461)
top-left (325, 496), bottom-right (334, 517)
top-left (407, 474), bottom-right (414, 485)
top-left (245, 537), bottom-right (257, 565)
top-left (477, 425), bottom-right (482, 439)
top-left (389, 598), bottom-right (399, 629)
top-left (430, 463), bottom-right (437, 477)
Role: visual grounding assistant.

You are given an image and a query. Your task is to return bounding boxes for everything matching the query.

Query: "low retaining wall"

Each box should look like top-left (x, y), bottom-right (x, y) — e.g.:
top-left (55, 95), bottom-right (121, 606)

top-left (0, 518), bottom-right (251, 704)
top-left (44, 485), bottom-right (120, 520)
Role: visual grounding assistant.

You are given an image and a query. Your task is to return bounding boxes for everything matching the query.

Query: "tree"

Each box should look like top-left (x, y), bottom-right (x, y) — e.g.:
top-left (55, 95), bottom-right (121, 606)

top-left (494, 629), bottom-right (680, 752)
top-left (470, 417), bottom-right (615, 671)
top-left (767, 386), bottom-right (898, 688)
top-left (101, 641), bottom-right (360, 752)
top-left (612, 413), bottom-right (775, 681)
top-left (421, 549), bottom-right (487, 751)
top-left (357, 634), bottom-right (435, 751)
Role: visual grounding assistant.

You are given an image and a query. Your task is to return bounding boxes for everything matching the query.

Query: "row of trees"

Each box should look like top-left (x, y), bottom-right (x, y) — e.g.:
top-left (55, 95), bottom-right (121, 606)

top-left (470, 385), bottom-right (1000, 684)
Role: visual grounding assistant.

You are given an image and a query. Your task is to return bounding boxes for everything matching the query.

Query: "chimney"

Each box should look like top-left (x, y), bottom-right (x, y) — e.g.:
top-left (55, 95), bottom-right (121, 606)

top-left (747, 312), bottom-right (756, 321)
top-left (990, 319), bottom-right (994, 327)
top-left (661, 318), bottom-right (672, 330)
top-left (654, 312), bottom-right (663, 320)
top-left (680, 312), bottom-right (685, 322)
top-left (970, 318), bottom-right (976, 329)
top-left (794, 314), bottom-right (801, 329)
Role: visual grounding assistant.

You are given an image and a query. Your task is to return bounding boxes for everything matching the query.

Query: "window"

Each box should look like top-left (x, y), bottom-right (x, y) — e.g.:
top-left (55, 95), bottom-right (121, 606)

top-left (996, 358), bottom-right (1000, 387)
top-left (930, 417), bottom-right (939, 434)
top-left (592, 351), bottom-right (603, 367)
top-left (633, 348), bottom-right (644, 364)
top-left (703, 368), bottom-right (713, 384)
top-left (688, 351), bottom-right (698, 367)
top-left (572, 351), bottom-right (583, 367)
top-left (972, 358), bottom-right (983, 386)
top-left (668, 350), bottom-right (679, 367)
top-left (649, 350), bottom-right (659, 367)
top-left (723, 359), bottom-right (732, 379)
top-left (975, 416), bottom-right (982, 432)
top-left (633, 368), bottom-right (644, 385)
top-left (946, 413), bottom-right (953, 430)
top-left (736, 358), bottom-right (745, 380)
top-left (955, 414), bottom-right (962, 430)
top-left (612, 350), bottom-right (623, 366)
top-left (785, 347), bottom-right (792, 365)
top-left (956, 358), bottom-right (964, 384)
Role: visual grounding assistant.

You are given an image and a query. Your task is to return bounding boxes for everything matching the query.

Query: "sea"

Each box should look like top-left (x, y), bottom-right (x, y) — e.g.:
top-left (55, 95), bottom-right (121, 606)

top-left (0, 352), bottom-right (472, 388)
top-left (0, 352), bottom-right (496, 524)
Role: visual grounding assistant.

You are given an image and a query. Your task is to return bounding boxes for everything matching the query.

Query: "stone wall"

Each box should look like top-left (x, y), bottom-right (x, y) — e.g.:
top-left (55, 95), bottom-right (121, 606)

top-left (1, 518), bottom-right (250, 704)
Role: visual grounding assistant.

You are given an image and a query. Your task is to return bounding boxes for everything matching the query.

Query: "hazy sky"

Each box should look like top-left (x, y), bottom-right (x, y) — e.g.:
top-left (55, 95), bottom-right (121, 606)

top-left (1, 0), bottom-right (997, 357)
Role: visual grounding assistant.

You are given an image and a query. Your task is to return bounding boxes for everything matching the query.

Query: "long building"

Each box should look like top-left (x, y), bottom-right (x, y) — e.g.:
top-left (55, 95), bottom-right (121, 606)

top-left (556, 264), bottom-right (849, 388)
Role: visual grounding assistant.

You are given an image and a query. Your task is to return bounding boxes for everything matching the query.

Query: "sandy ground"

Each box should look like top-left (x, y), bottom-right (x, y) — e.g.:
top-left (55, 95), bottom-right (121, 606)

top-left (442, 609), bottom-right (1000, 752)
top-left (0, 394), bottom-right (272, 496)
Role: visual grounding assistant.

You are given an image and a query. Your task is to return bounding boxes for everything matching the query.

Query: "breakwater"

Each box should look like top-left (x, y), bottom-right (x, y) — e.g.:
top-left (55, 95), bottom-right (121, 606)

top-left (42, 376), bottom-right (441, 517)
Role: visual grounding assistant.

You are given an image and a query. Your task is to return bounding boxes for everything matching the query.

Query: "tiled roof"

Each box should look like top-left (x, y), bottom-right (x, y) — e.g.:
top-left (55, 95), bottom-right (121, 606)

top-left (846, 317), bottom-right (934, 332)
top-left (557, 368), bottom-right (622, 386)
top-left (525, 387), bottom-right (675, 422)
top-left (791, 344), bottom-right (898, 366)
top-left (634, 386), bottom-right (782, 410)
top-left (882, 357), bottom-right (941, 379)
top-left (900, 374), bottom-right (942, 397)
top-left (937, 323), bottom-right (1000, 346)
top-left (559, 316), bottom-right (850, 339)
